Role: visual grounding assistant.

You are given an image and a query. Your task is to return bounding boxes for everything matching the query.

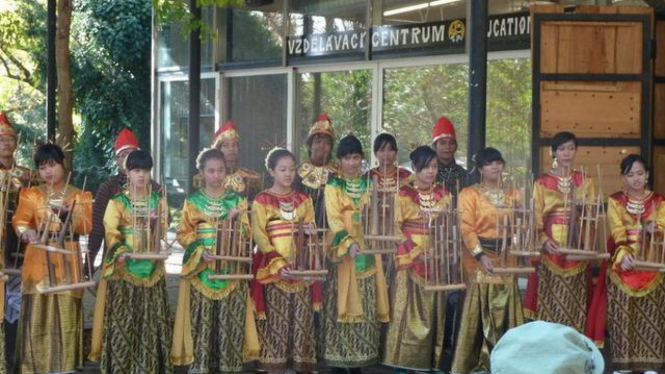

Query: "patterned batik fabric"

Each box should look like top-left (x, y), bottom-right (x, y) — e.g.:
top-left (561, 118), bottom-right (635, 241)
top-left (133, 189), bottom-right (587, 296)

top-left (451, 273), bottom-right (524, 374)
top-left (322, 266), bottom-right (380, 368)
top-left (188, 282), bottom-right (248, 374)
top-left (383, 271), bottom-right (446, 371)
top-left (607, 278), bottom-right (665, 372)
top-left (17, 294), bottom-right (83, 374)
top-left (256, 283), bottom-right (317, 372)
top-left (100, 278), bottom-right (173, 374)
top-left (536, 264), bottom-right (588, 333)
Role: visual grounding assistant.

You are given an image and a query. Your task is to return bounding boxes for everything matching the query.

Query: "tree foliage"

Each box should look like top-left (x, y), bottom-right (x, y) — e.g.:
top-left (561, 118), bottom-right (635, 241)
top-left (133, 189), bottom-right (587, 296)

top-left (0, 0), bottom-right (154, 191)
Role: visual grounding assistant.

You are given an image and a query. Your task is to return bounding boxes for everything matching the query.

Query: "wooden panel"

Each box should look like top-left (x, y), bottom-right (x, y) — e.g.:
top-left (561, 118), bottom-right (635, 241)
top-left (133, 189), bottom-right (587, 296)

top-left (540, 81), bottom-right (641, 138)
top-left (535, 5), bottom-right (649, 75)
top-left (539, 146), bottom-right (639, 194)
top-left (655, 84), bottom-right (665, 138)
top-left (657, 21), bottom-right (665, 77)
top-left (653, 146), bottom-right (665, 195)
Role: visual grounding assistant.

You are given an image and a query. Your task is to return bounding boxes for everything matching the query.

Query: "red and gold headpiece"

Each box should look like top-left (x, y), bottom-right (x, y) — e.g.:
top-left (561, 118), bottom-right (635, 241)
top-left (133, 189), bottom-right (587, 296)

top-left (307, 112), bottom-right (334, 141)
top-left (114, 128), bottom-right (139, 156)
top-left (0, 112), bottom-right (17, 138)
top-left (214, 120), bottom-right (239, 146)
top-left (431, 116), bottom-right (456, 145)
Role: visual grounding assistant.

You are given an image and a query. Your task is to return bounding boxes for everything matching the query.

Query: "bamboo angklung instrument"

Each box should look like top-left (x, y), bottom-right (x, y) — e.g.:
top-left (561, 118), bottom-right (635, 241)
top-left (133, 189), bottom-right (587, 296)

top-left (362, 173), bottom-right (400, 254)
top-left (32, 176), bottom-right (95, 293)
top-left (0, 171), bottom-right (14, 280)
top-left (633, 202), bottom-right (665, 272)
top-left (285, 210), bottom-right (328, 281)
top-left (422, 203), bottom-right (466, 292)
top-left (128, 180), bottom-right (170, 260)
top-left (492, 176), bottom-right (539, 274)
top-left (557, 166), bottom-right (610, 261)
top-left (208, 208), bottom-right (254, 280)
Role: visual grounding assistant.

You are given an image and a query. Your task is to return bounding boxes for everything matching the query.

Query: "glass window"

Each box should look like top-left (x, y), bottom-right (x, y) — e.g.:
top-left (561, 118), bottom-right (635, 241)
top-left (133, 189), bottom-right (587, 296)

top-left (157, 7), bottom-right (215, 69)
top-left (160, 77), bottom-right (216, 207)
top-left (376, 0), bottom-right (598, 26)
top-left (382, 64), bottom-right (469, 168)
top-left (219, 2), bottom-right (284, 64)
top-left (295, 69), bottom-right (373, 165)
top-left (225, 74), bottom-right (288, 175)
top-left (486, 57), bottom-right (532, 178)
top-left (288, 0), bottom-right (368, 62)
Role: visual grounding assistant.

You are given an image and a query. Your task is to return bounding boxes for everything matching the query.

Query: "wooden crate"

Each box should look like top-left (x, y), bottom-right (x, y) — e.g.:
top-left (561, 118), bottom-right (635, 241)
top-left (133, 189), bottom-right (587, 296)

top-left (655, 84), bottom-right (665, 139)
top-left (539, 145), bottom-right (639, 195)
top-left (534, 5), bottom-right (650, 75)
top-left (656, 20), bottom-right (665, 77)
top-left (540, 81), bottom-right (641, 138)
top-left (653, 146), bottom-right (665, 194)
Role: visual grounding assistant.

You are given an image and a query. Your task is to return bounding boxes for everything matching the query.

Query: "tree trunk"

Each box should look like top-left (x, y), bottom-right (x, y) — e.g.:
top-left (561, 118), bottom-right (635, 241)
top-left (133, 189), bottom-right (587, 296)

top-left (55, 0), bottom-right (73, 170)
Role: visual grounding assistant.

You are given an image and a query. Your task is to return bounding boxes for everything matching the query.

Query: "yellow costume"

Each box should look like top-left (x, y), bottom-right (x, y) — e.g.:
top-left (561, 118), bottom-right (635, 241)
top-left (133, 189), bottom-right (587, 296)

top-left (171, 189), bottom-right (259, 371)
top-left (383, 183), bottom-right (449, 371)
top-left (322, 176), bottom-right (389, 368)
top-left (13, 185), bottom-right (92, 374)
top-left (251, 190), bottom-right (319, 372)
top-left (523, 171), bottom-right (595, 332)
top-left (606, 191), bottom-right (665, 371)
top-left (452, 184), bottom-right (525, 374)
top-left (90, 190), bottom-right (173, 374)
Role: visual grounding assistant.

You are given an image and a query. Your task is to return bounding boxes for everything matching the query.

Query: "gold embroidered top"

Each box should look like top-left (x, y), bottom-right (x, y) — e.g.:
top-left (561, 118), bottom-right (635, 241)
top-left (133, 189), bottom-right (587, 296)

top-left (458, 184), bottom-right (520, 276)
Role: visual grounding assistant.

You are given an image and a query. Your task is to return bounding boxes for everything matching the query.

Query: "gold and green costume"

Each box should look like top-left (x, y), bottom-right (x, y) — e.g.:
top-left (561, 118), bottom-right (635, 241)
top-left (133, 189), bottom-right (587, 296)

top-left (606, 191), bottom-right (665, 371)
top-left (322, 176), bottom-right (389, 368)
top-left (383, 182), bottom-right (449, 371)
top-left (13, 185), bottom-right (92, 374)
top-left (251, 189), bottom-right (320, 372)
top-left (451, 185), bottom-right (524, 374)
top-left (523, 171), bottom-right (595, 332)
top-left (91, 190), bottom-right (173, 374)
top-left (171, 189), bottom-right (259, 372)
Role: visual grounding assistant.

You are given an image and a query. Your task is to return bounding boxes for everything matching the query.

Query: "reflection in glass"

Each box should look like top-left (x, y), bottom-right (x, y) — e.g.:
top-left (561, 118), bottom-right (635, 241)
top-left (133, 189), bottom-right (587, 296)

top-left (295, 70), bottom-right (372, 164)
top-left (219, 2), bottom-right (284, 63)
top-left (160, 78), bottom-right (216, 207)
top-left (382, 64), bottom-right (469, 167)
top-left (226, 74), bottom-right (288, 176)
top-left (289, 0), bottom-right (367, 36)
top-left (157, 7), bottom-right (214, 68)
top-left (486, 58), bottom-right (531, 178)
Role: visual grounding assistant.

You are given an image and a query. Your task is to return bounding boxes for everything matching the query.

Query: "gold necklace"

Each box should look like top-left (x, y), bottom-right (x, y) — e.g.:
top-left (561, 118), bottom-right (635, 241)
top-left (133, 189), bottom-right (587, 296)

top-left (626, 190), bottom-right (650, 216)
top-left (417, 186), bottom-right (435, 210)
top-left (479, 184), bottom-right (506, 207)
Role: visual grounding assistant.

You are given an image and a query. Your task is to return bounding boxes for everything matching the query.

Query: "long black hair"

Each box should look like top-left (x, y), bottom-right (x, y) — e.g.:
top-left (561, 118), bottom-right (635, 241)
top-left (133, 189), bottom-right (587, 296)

top-left (551, 131), bottom-right (578, 154)
top-left (409, 145), bottom-right (437, 172)
top-left (620, 154), bottom-right (648, 175)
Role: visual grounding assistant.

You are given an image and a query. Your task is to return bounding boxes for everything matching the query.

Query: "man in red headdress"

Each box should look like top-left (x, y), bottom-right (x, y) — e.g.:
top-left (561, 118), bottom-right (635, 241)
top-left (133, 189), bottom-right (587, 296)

top-left (294, 112), bottom-right (338, 227)
top-left (432, 116), bottom-right (467, 195)
top-left (212, 120), bottom-right (262, 201)
top-left (0, 112), bottom-right (32, 370)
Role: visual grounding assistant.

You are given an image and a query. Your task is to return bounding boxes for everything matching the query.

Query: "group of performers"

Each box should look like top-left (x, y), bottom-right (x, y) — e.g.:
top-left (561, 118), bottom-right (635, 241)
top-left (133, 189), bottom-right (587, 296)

top-left (0, 109), bottom-right (663, 374)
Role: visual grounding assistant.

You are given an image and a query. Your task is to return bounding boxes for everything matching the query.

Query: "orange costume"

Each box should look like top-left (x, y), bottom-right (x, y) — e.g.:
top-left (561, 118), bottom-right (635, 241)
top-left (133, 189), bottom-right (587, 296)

top-left (13, 185), bottom-right (92, 374)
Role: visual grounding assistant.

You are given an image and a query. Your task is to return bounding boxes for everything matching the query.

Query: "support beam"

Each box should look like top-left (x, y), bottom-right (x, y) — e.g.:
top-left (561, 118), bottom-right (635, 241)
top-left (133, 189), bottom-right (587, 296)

top-left (467, 0), bottom-right (488, 183)
top-left (47, 0), bottom-right (56, 142)
top-left (187, 0), bottom-right (202, 194)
